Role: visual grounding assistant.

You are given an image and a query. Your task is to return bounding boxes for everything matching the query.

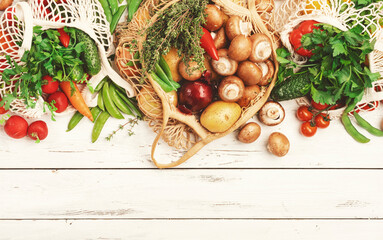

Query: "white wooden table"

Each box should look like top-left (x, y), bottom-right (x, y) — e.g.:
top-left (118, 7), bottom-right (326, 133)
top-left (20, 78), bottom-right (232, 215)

top-left (1, 1), bottom-right (383, 239)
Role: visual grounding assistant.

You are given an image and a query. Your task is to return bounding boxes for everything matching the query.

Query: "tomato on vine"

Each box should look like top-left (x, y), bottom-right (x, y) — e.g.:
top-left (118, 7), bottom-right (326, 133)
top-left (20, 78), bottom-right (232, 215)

top-left (314, 113), bottom-right (330, 129)
top-left (300, 121), bottom-right (317, 137)
top-left (296, 106), bottom-right (313, 122)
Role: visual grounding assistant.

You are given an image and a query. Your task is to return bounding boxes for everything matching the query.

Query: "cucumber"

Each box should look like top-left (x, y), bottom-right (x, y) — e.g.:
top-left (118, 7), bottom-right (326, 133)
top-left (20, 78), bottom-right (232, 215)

top-left (68, 64), bottom-right (85, 82)
top-left (76, 29), bottom-right (101, 76)
top-left (270, 71), bottom-right (312, 101)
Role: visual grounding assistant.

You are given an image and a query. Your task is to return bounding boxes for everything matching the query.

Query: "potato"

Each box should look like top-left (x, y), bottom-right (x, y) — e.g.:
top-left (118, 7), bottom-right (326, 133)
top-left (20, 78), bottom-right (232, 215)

top-left (200, 101), bottom-right (242, 133)
top-left (163, 48), bottom-right (183, 82)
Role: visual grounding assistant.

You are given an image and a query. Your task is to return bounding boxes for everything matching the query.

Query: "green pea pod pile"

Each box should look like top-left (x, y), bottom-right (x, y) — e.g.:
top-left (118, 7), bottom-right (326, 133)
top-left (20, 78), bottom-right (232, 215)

top-left (66, 77), bottom-right (142, 143)
top-left (150, 56), bottom-right (180, 92)
top-left (98, 0), bottom-right (128, 33)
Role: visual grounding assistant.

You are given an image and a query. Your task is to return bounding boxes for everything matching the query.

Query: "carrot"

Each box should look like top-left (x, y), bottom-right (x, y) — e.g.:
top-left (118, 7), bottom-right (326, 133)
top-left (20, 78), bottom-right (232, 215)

top-left (59, 81), bottom-right (94, 122)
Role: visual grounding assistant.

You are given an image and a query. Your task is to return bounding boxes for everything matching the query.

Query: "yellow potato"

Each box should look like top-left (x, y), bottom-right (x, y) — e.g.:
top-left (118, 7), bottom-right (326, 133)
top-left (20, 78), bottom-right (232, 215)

top-left (163, 48), bottom-right (183, 82)
top-left (200, 101), bottom-right (242, 133)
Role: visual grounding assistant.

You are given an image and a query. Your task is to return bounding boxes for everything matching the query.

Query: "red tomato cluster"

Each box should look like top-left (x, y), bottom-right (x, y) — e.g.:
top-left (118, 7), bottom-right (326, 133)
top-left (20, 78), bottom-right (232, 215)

top-left (2, 115), bottom-right (48, 141)
top-left (41, 75), bottom-right (69, 113)
top-left (289, 20), bottom-right (320, 57)
top-left (296, 102), bottom-right (331, 137)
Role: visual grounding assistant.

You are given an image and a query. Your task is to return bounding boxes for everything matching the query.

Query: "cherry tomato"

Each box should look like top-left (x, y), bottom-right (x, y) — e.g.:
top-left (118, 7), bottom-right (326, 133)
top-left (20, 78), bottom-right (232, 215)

top-left (48, 91), bottom-right (68, 113)
top-left (41, 75), bottom-right (59, 94)
top-left (314, 113), bottom-right (330, 129)
top-left (298, 20), bottom-right (320, 34)
top-left (311, 99), bottom-right (330, 110)
top-left (4, 115), bottom-right (28, 139)
top-left (296, 106), bottom-right (313, 122)
top-left (289, 29), bottom-right (303, 49)
top-left (0, 97), bottom-right (8, 114)
top-left (300, 121), bottom-right (317, 137)
top-left (27, 120), bottom-right (48, 141)
top-left (354, 101), bottom-right (379, 113)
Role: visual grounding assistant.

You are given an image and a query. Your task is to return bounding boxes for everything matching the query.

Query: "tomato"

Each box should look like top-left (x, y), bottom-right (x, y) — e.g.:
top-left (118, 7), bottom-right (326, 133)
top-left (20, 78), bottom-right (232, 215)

top-left (311, 99), bottom-right (330, 110)
top-left (354, 101), bottom-right (379, 113)
top-left (298, 20), bottom-right (320, 34)
top-left (300, 121), bottom-right (317, 137)
top-left (314, 113), bottom-right (330, 129)
top-left (0, 97), bottom-right (8, 114)
top-left (41, 75), bottom-right (59, 94)
top-left (27, 120), bottom-right (48, 141)
top-left (0, 30), bottom-right (16, 54)
top-left (296, 106), bottom-right (313, 121)
top-left (4, 115), bottom-right (28, 139)
top-left (48, 91), bottom-right (68, 113)
top-left (289, 29), bottom-right (303, 49)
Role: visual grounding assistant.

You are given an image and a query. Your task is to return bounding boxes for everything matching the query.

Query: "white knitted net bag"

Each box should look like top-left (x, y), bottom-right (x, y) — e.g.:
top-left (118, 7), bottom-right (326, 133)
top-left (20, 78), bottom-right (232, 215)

top-left (273, 0), bottom-right (383, 117)
top-left (0, 0), bottom-right (135, 119)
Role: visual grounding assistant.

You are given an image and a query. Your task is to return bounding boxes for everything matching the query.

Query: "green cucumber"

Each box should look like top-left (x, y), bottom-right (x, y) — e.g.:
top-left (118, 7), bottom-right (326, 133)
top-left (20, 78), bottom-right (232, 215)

top-left (76, 29), bottom-right (101, 76)
top-left (68, 64), bottom-right (85, 82)
top-left (270, 71), bottom-right (312, 101)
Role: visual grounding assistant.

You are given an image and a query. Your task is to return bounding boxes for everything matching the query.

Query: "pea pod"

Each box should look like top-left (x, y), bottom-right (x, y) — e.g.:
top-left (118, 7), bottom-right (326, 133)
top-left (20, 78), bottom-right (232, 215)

top-left (67, 111), bottom-right (84, 132)
top-left (102, 81), bottom-right (124, 119)
top-left (341, 103), bottom-right (370, 143)
top-left (128, 0), bottom-right (143, 21)
top-left (150, 72), bottom-right (173, 93)
top-left (116, 89), bottom-right (143, 118)
top-left (95, 77), bottom-right (107, 92)
top-left (109, 83), bottom-right (134, 116)
top-left (98, 0), bottom-right (113, 23)
top-left (159, 55), bottom-right (173, 82)
top-left (110, 5), bottom-right (127, 34)
top-left (97, 91), bottom-right (105, 111)
top-left (107, 0), bottom-right (118, 15)
top-left (354, 111), bottom-right (383, 137)
top-left (91, 106), bottom-right (102, 121)
top-left (92, 111), bottom-right (110, 143)
top-left (154, 63), bottom-right (180, 91)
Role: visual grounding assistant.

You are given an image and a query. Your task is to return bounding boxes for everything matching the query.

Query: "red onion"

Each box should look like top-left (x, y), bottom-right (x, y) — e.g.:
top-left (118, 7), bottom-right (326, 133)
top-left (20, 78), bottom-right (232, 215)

top-left (178, 80), bottom-right (213, 112)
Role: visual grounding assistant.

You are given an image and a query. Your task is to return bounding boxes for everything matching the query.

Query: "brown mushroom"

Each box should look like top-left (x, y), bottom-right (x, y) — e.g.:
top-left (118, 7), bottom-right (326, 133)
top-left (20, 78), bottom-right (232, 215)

top-left (237, 85), bottom-right (261, 107)
top-left (212, 27), bottom-right (228, 50)
top-left (267, 132), bottom-right (290, 157)
top-left (225, 16), bottom-right (252, 41)
top-left (0, 0), bottom-right (13, 11)
top-left (255, 0), bottom-right (275, 13)
top-left (204, 4), bottom-right (224, 32)
top-left (237, 61), bottom-right (263, 86)
top-left (228, 35), bottom-right (252, 62)
top-left (238, 122), bottom-right (261, 143)
top-left (258, 101), bottom-right (285, 126)
top-left (257, 60), bottom-right (275, 86)
top-left (179, 60), bottom-right (203, 81)
top-left (211, 49), bottom-right (238, 76)
top-left (249, 33), bottom-right (273, 63)
top-left (218, 76), bottom-right (245, 102)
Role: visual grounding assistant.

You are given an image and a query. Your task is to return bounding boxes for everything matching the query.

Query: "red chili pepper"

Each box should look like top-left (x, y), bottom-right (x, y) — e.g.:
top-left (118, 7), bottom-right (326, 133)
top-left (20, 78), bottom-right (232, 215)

top-left (57, 28), bottom-right (70, 48)
top-left (289, 20), bottom-right (320, 57)
top-left (200, 27), bottom-right (219, 61)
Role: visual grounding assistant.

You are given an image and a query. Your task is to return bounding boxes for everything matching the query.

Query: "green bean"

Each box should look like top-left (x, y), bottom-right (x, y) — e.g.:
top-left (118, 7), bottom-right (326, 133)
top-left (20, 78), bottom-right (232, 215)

top-left (159, 56), bottom-right (173, 82)
top-left (354, 111), bottom-right (383, 137)
top-left (150, 71), bottom-right (173, 93)
top-left (341, 111), bottom-right (370, 144)
top-left (92, 111), bottom-right (110, 143)
top-left (67, 111), bottom-right (84, 132)
top-left (102, 81), bottom-right (125, 119)
top-left (110, 5), bottom-right (127, 34)
top-left (116, 89), bottom-right (143, 118)
top-left (91, 106), bottom-right (102, 121)
top-left (107, 0), bottom-right (118, 15)
top-left (97, 91), bottom-right (105, 111)
top-left (128, 0), bottom-right (143, 21)
top-left (109, 83), bottom-right (134, 115)
top-left (95, 77), bottom-right (107, 92)
top-left (98, 0), bottom-right (113, 23)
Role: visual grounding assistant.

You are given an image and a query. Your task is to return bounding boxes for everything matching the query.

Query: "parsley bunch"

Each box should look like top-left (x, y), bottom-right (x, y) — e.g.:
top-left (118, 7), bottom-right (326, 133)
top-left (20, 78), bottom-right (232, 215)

top-left (278, 24), bottom-right (380, 107)
top-left (1, 26), bottom-right (85, 111)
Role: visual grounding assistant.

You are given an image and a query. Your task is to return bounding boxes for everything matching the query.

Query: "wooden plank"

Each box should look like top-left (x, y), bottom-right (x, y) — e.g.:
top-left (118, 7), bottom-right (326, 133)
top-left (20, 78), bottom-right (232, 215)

top-left (0, 220), bottom-right (382, 240)
top-left (0, 170), bottom-right (382, 219)
top-left (1, 101), bottom-right (383, 169)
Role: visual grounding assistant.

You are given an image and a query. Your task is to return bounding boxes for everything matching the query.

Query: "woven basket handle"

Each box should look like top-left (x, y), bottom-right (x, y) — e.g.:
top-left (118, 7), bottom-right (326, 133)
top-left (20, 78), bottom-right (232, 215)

top-left (15, 2), bottom-right (34, 57)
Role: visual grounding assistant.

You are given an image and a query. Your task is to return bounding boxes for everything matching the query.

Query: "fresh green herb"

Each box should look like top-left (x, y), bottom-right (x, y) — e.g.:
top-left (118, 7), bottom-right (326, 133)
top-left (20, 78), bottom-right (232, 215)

top-left (106, 117), bottom-right (140, 141)
top-left (142, 0), bottom-right (208, 78)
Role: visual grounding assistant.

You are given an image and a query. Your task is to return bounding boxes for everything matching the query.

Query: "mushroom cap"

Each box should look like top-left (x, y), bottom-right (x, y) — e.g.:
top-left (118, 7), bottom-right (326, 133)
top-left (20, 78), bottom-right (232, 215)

top-left (228, 35), bottom-right (252, 62)
top-left (249, 33), bottom-right (273, 63)
top-left (257, 60), bottom-right (275, 86)
top-left (179, 60), bottom-right (203, 81)
top-left (238, 122), bottom-right (262, 143)
top-left (204, 4), bottom-right (224, 32)
top-left (267, 132), bottom-right (290, 157)
top-left (258, 101), bottom-right (285, 126)
top-left (237, 85), bottom-right (261, 107)
top-left (213, 27), bottom-right (228, 50)
top-left (218, 76), bottom-right (245, 102)
top-left (211, 49), bottom-right (238, 76)
top-left (225, 15), bottom-right (252, 41)
top-left (237, 61), bottom-right (263, 86)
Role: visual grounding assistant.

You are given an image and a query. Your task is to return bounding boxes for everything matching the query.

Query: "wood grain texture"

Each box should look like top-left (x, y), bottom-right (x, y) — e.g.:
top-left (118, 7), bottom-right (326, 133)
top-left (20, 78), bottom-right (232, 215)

top-left (0, 170), bottom-right (382, 219)
top-left (0, 220), bottom-right (382, 240)
top-left (1, 101), bottom-right (383, 169)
